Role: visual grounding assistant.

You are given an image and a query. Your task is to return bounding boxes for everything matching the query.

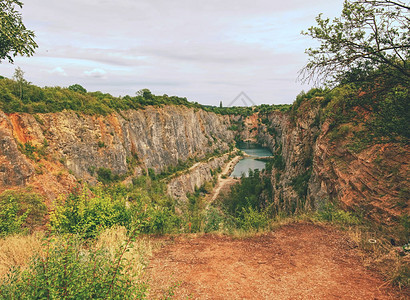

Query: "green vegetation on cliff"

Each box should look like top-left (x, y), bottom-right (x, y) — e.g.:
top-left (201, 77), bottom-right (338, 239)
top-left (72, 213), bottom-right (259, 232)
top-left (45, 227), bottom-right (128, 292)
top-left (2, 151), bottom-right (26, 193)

top-left (0, 77), bottom-right (290, 116)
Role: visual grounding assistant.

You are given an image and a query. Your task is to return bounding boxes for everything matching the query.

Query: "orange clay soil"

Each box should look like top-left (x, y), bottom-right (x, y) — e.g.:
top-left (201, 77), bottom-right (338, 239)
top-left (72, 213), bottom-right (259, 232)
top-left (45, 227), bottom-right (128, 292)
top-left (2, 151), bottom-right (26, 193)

top-left (147, 223), bottom-right (408, 299)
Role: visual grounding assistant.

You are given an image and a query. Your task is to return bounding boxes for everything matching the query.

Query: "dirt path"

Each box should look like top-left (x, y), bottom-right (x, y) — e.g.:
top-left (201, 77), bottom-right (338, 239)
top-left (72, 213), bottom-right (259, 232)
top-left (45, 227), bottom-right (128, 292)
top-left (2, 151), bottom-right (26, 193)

top-left (204, 155), bottom-right (241, 205)
top-left (147, 223), bottom-right (407, 299)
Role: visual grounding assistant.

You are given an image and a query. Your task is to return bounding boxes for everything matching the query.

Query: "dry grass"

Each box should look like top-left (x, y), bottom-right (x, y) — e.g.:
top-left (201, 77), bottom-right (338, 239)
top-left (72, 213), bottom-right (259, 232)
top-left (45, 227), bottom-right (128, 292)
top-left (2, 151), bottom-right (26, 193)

top-left (0, 232), bottom-right (44, 279)
top-left (95, 226), bottom-right (163, 279)
top-left (346, 227), bottom-right (410, 289)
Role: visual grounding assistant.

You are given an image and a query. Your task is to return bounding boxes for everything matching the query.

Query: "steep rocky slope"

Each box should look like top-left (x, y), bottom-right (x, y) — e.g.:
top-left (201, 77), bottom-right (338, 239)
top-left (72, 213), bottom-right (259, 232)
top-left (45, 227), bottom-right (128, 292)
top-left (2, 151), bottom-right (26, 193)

top-left (0, 101), bottom-right (407, 224)
top-left (253, 99), bottom-right (408, 225)
top-left (0, 106), bottom-right (234, 199)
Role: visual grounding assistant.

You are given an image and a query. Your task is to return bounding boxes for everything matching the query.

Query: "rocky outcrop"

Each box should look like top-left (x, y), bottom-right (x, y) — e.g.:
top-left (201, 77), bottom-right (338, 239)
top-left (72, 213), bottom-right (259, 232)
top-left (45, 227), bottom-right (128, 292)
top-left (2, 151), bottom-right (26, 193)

top-left (0, 106), bottom-right (234, 198)
top-left (256, 103), bottom-right (321, 213)
top-left (1, 102), bottom-right (407, 223)
top-left (167, 153), bottom-right (231, 204)
top-left (310, 122), bottom-right (409, 224)
top-left (253, 100), bottom-right (408, 224)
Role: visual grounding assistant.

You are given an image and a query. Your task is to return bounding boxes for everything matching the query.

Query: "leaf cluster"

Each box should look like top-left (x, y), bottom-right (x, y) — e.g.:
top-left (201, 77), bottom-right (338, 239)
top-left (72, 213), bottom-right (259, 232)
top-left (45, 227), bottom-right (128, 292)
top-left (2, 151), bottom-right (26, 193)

top-left (0, 190), bottom-right (47, 236)
top-left (0, 234), bottom-right (148, 299)
top-left (300, 0), bottom-right (409, 86)
top-left (0, 0), bottom-right (37, 63)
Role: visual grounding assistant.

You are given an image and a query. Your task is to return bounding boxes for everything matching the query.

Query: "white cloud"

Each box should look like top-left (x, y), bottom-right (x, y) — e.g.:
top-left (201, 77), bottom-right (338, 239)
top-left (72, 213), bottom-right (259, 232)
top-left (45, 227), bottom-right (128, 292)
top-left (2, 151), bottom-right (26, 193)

top-left (48, 67), bottom-right (67, 76)
top-left (1, 0), bottom-right (343, 105)
top-left (84, 68), bottom-right (107, 78)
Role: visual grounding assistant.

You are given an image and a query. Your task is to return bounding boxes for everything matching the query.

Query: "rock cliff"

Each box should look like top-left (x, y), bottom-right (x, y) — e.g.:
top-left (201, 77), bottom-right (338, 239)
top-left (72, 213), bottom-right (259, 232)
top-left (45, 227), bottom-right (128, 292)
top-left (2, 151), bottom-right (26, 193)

top-left (0, 101), bottom-right (407, 223)
top-left (252, 100), bottom-right (408, 224)
top-left (167, 153), bottom-right (231, 204)
top-left (0, 106), bottom-right (234, 199)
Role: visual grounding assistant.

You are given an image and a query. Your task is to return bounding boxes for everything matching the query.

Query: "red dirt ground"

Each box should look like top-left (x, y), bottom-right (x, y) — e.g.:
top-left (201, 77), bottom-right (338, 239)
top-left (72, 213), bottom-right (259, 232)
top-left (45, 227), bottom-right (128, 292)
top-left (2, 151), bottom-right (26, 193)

top-left (147, 223), bottom-right (408, 299)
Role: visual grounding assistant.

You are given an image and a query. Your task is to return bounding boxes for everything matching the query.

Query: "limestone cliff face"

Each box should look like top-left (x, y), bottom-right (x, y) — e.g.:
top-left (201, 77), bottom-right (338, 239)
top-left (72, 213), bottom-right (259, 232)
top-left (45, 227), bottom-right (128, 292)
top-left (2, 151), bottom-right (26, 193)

top-left (310, 122), bottom-right (409, 224)
top-left (254, 101), bottom-right (408, 223)
top-left (167, 153), bottom-right (230, 204)
top-left (1, 102), bottom-right (407, 222)
top-left (0, 106), bottom-right (234, 198)
top-left (256, 104), bottom-right (321, 213)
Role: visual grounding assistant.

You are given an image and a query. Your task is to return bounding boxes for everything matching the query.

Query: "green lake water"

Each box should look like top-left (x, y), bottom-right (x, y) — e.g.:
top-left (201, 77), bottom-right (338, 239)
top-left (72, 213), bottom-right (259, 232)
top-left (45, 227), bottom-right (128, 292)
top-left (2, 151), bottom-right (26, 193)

top-left (230, 144), bottom-right (273, 178)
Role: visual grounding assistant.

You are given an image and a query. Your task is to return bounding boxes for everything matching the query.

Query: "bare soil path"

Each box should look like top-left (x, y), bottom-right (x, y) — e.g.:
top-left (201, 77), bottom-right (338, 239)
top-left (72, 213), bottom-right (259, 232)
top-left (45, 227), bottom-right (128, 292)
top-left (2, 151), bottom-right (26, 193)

top-left (147, 223), bottom-right (407, 299)
top-left (204, 155), bottom-right (241, 205)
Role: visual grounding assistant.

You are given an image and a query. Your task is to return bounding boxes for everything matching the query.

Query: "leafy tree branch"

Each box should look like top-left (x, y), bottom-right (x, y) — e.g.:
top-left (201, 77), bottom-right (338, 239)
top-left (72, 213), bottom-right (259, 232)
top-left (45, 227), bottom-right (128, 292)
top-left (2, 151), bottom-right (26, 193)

top-left (0, 0), bottom-right (37, 63)
top-left (299, 0), bottom-right (409, 86)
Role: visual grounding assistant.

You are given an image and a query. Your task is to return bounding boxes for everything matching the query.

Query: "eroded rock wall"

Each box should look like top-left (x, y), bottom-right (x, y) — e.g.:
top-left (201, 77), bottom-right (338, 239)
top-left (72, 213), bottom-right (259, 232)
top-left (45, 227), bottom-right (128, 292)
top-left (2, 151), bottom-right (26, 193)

top-left (254, 101), bottom-right (408, 224)
top-left (0, 106), bottom-right (234, 198)
top-left (167, 153), bottom-right (231, 204)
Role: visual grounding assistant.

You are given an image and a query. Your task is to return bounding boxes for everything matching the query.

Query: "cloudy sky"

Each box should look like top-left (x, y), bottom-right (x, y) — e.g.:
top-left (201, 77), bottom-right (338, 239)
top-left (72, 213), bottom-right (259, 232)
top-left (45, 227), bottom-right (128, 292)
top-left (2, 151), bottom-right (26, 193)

top-left (1, 0), bottom-right (343, 106)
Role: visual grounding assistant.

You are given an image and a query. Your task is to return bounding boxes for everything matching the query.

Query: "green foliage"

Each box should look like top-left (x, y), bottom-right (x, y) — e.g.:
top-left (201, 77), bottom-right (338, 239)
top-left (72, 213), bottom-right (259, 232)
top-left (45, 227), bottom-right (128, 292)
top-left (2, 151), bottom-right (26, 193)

top-left (228, 124), bottom-right (239, 131)
top-left (0, 0), bottom-right (37, 63)
top-left (290, 88), bottom-right (328, 117)
top-left (50, 187), bottom-right (131, 238)
top-left (271, 145), bottom-right (285, 172)
top-left (272, 153), bottom-right (285, 171)
top-left (68, 84), bottom-right (87, 94)
top-left (96, 167), bottom-right (123, 184)
top-left (0, 234), bottom-right (148, 299)
top-left (97, 140), bottom-right (106, 148)
top-left (51, 177), bottom-right (181, 236)
top-left (267, 126), bottom-right (277, 136)
top-left (147, 168), bottom-right (156, 180)
top-left (235, 206), bottom-right (269, 231)
top-left (17, 139), bottom-right (48, 161)
top-left (129, 177), bottom-right (182, 234)
top-left (369, 86), bottom-right (409, 140)
top-left (291, 170), bottom-right (312, 200)
top-left (300, 0), bottom-right (410, 85)
top-left (0, 196), bottom-right (28, 237)
top-left (204, 207), bottom-right (224, 233)
top-left (139, 206), bottom-right (180, 235)
top-left (219, 169), bottom-right (272, 231)
top-left (315, 202), bottom-right (360, 226)
top-left (0, 191), bottom-right (47, 236)
top-left (0, 76), bottom-right (294, 119)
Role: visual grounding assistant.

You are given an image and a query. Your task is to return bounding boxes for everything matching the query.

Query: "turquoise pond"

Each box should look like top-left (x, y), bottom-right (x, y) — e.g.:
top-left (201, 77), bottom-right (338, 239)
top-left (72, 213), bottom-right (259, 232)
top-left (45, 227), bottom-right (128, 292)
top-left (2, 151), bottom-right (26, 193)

top-left (230, 144), bottom-right (273, 178)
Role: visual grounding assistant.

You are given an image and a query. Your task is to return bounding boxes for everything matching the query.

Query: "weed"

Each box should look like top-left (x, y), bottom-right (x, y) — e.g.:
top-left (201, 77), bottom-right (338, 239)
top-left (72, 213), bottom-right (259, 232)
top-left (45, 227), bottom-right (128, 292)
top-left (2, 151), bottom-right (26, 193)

top-left (0, 232), bottom-right (149, 299)
top-left (97, 140), bottom-right (106, 148)
top-left (0, 191), bottom-right (47, 236)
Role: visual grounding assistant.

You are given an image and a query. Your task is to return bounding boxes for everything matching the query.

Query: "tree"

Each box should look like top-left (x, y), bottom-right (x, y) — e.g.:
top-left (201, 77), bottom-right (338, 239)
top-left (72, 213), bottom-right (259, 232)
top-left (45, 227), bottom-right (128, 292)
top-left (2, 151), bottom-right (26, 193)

top-left (13, 66), bottom-right (28, 99)
top-left (136, 88), bottom-right (154, 100)
top-left (0, 0), bottom-right (37, 63)
top-left (68, 84), bottom-right (87, 94)
top-left (299, 0), bottom-right (409, 86)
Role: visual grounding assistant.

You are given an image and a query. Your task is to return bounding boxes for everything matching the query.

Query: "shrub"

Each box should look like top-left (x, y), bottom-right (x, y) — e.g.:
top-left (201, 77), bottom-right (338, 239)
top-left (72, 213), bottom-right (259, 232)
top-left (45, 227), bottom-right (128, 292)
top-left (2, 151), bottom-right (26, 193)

top-left (290, 170), bottom-right (312, 200)
top-left (316, 202), bottom-right (360, 225)
top-left (0, 191), bottom-right (47, 236)
top-left (204, 207), bottom-right (224, 233)
top-left (138, 206), bottom-right (181, 235)
top-left (0, 234), bottom-right (148, 299)
top-left (50, 188), bottom-right (130, 239)
top-left (97, 140), bottom-right (106, 148)
top-left (235, 206), bottom-right (269, 231)
top-left (96, 167), bottom-right (120, 184)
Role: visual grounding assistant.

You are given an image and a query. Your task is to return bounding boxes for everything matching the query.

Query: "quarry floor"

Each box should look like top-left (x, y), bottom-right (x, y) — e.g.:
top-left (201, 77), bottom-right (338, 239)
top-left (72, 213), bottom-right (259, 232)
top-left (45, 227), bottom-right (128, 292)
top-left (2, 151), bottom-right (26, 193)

top-left (147, 223), bottom-right (407, 299)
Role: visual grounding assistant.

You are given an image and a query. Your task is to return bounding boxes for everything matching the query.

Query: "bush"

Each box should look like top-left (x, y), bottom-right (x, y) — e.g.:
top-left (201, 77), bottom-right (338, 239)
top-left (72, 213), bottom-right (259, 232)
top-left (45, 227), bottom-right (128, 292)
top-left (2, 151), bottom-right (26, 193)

top-left (220, 169), bottom-right (273, 230)
top-left (138, 206), bottom-right (181, 234)
top-left (236, 206), bottom-right (269, 231)
top-left (0, 234), bottom-right (148, 299)
top-left (290, 170), bottom-right (312, 200)
top-left (97, 167), bottom-right (121, 184)
top-left (50, 188), bottom-right (130, 239)
top-left (316, 202), bottom-right (360, 225)
top-left (204, 207), bottom-right (224, 233)
top-left (0, 191), bottom-right (47, 236)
